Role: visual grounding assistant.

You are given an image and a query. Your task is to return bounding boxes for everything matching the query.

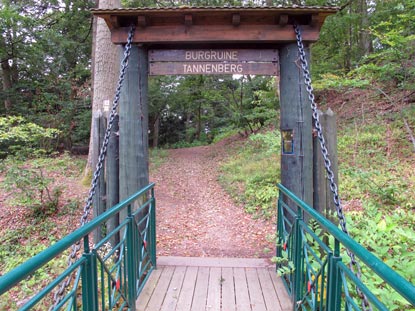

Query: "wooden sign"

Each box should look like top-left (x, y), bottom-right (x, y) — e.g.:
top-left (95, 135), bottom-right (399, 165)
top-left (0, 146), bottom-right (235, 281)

top-left (149, 49), bottom-right (279, 76)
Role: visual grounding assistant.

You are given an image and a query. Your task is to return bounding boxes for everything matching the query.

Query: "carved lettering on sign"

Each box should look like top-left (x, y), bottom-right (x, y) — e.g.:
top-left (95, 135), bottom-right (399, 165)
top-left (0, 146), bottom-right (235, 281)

top-left (184, 50), bottom-right (238, 61)
top-left (183, 63), bottom-right (243, 74)
top-left (149, 49), bottom-right (279, 76)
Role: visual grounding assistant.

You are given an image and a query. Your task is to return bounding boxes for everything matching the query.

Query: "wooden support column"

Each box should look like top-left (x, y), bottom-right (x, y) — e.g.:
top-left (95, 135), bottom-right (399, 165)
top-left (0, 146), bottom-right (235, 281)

top-left (313, 109), bottom-right (338, 219)
top-left (106, 114), bottom-right (120, 246)
top-left (93, 112), bottom-right (107, 243)
top-left (279, 43), bottom-right (313, 208)
top-left (119, 45), bottom-right (149, 221)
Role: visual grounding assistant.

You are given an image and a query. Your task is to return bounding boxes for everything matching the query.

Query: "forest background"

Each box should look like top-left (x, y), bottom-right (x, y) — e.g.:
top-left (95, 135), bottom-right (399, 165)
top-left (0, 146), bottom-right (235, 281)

top-left (0, 0), bottom-right (415, 310)
top-left (1, 0), bottom-right (413, 152)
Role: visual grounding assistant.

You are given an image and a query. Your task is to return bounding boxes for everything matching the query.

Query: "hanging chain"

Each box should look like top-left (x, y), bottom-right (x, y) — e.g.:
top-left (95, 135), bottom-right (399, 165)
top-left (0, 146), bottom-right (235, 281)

top-left (50, 25), bottom-right (136, 310)
top-left (293, 24), bottom-right (372, 311)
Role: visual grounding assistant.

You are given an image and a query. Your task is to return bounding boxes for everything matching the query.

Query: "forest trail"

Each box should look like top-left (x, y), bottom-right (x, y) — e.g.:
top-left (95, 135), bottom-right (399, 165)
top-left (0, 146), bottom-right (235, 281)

top-left (151, 142), bottom-right (275, 258)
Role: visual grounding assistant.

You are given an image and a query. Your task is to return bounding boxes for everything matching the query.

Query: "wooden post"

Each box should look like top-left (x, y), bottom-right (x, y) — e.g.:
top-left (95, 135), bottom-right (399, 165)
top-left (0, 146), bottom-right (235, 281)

top-left (106, 114), bottom-right (120, 247)
top-left (279, 43), bottom-right (313, 209)
top-left (313, 110), bottom-right (326, 214)
top-left (119, 45), bottom-right (149, 222)
top-left (93, 112), bottom-right (107, 243)
top-left (323, 109), bottom-right (339, 219)
top-left (313, 109), bottom-right (338, 219)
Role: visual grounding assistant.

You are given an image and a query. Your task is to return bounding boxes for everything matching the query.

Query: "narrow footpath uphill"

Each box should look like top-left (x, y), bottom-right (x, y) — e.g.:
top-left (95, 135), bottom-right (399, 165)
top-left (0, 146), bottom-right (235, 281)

top-left (151, 142), bottom-right (276, 258)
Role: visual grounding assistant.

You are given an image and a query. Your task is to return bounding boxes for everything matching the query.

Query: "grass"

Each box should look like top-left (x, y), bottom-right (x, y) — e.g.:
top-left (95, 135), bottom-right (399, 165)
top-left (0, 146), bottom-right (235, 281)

top-left (149, 148), bottom-right (169, 171)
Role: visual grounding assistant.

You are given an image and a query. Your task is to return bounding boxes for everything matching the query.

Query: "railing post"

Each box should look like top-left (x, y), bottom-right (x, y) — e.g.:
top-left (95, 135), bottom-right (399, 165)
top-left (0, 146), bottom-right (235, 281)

top-left (126, 204), bottom-right (137, 311)
top-left (81, 236), bottom-right (98, 311)
top-left (326, 240), bottom-right (342, 311)
top-left (150, 188), bottom-right (157, 268)
top-left (292, 206), bottom-right (303, 306)
top-left (276, 195), bottom-right (283, 262)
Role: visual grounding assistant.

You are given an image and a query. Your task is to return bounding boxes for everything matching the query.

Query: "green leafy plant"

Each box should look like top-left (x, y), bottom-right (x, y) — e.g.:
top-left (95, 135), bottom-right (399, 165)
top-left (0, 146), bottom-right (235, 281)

top-left (2, 160), bottom-right (62, 218)
top-left (0, 116), bottom-right (60, 159)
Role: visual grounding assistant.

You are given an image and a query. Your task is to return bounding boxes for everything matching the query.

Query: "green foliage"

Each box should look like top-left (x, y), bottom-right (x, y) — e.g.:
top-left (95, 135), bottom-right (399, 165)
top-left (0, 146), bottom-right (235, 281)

top-left (149, 148), bottom-right (169, 170)
top-left (2, 160), bottom-right (62, 218)
top-left (0, 116), bottom-right (60, 158)
top-left (0, 0), bottom-right (93, 150)
top-left (219, 130), bottom-right (280, 218)
top-left (0, 224), bottom-right (69, 310)
top-left (314, 73), bottom-right (370, 91)
top-left (348, 204), bottom-right (415, 310)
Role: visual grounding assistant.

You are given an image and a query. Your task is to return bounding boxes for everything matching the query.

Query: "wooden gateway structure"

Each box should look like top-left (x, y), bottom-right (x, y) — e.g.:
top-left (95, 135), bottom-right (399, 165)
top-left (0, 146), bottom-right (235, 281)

top-left (92, 5), bottom-right (337, 213)
top-left (2, 5), bottom-right (414, 311)
top-left (92, 6), bottom-right (337, 311)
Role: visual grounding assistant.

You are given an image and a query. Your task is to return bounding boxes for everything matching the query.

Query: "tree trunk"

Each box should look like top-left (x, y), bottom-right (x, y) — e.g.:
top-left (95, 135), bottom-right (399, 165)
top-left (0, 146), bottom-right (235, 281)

top-left (1, 60), bottom-right (13, 112)
top-left (186, 111), bottom-right (192, 142)
top-left (153, 115), bottom-right (160, 148)
top-left (86, 0), bottom-right (121, 175)
top-left (0, 35), bottom-right (14, 112)
top-left (197, 102), bottom-right (202, 140)
top-left (359, 0), bottom-right (372, 56)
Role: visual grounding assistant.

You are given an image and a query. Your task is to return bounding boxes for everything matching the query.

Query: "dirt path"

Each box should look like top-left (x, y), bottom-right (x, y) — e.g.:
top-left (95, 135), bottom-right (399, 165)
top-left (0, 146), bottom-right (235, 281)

top-left (151, 144), bottom-right (276, 258)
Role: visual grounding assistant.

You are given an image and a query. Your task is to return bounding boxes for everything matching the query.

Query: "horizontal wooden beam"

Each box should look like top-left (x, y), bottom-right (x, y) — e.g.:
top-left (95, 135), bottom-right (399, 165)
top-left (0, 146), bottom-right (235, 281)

top-left (149, 61), bottom-right (279, 76)
top-left (111, 25), bottom-right (320, 44)
top-left (149, 49), bottom-right (278, 62)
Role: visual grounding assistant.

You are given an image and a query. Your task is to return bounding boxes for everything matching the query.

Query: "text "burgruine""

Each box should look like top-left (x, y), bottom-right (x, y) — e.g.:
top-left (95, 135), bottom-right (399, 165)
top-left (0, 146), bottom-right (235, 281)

top-left (185, 50), bottom-right (238, 61)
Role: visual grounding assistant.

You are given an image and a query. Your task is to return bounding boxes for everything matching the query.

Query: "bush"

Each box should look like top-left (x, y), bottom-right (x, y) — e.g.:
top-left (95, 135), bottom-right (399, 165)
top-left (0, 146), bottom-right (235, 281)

top-left (0, 116), bottom-right (60, 158)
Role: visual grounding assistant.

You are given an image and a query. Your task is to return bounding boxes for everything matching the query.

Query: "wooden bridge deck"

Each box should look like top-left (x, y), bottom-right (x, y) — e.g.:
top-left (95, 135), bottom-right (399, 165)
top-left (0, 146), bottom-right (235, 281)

top-left (136, 257), bottom-right (292, 311)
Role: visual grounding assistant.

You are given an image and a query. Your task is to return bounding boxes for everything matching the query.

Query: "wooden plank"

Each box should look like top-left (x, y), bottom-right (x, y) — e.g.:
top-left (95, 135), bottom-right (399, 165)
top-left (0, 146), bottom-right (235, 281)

top-left (206, 267), bottom-right (221, 311)
top-left (176, 267), bottom-right (198, 310)
top-left (221, 267), bottom-right (236, 311)
top-left (157, 256), bottom-right (273, 268)
top-left (234, 268), bottom-right (252, 310)
top-left (246, 268), bottom-right (267, 311)
top-left (268, 268), bottom-right (292, 311)
top-left (149, 62), bottom-right (278, 76)
top-left (136, 268), bottom-right (163, 310)
top-left (149, 49), bottom-right (278, 62)
top-left (145, 266), bottom-right (175, 310)
top-left (257, 268), bottom-right (281, 311)
top-left (111, 25), bottom-right (321, 44)
top-left (191, 267), bottom-right (209, 311)
top-left (160, 266), bottom-right (186, 311)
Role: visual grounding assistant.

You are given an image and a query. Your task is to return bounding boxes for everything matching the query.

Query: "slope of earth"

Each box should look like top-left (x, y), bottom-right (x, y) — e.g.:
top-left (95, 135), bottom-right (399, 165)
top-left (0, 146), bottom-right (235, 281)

top-left (151, 140), bottom-right (276, 258)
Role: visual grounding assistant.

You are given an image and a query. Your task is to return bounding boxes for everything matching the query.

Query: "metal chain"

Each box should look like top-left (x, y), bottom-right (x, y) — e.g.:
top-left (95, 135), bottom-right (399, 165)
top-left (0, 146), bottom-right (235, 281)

top-left (293, 24), bottom-right (372, 311)
top-left (50, 25), bottom-right (136, 310)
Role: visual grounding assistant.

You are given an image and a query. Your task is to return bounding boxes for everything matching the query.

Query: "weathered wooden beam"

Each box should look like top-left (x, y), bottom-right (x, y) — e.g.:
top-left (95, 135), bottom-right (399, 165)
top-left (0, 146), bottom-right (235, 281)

top-left (324, 109), bottom-right (338, 217)
top-left (232, 13), bottom-right (241, 26)
top-left (313, 110), bottom-right (325, 215)
top-left (184, 14), bottom-right (193, 26)
top-left (93, 113), bottom-right (107, 243)
top-left (137, 15), bottom-right (147, 28)
top-left (149, 62), bottom-right (278, 76)
top-left (310, 14), bottom-right (319, 27)
top-left (149, 49), bottom-right (278, 62)
top-left (280, 43), bottom-right (313, 209)
top-left (110, 25), bottom-right (320, 44)
top-left (109, 15), bottom-right (120, 30)
top-left (277, 14), bottom-right (288, 27)
top-left (106, 114), bottom-right (120, 247)
top-left (119, 46), bottom-right (149, 221)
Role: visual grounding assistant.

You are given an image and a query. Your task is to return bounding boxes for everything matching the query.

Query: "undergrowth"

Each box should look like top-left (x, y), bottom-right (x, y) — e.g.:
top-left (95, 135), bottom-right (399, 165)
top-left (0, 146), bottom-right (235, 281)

top-left (219, 130), bottom-right (281, 218)
top-left (0, 153), bottom-right (85, 309)
top-left (218, 99), bottom-right (415, 309)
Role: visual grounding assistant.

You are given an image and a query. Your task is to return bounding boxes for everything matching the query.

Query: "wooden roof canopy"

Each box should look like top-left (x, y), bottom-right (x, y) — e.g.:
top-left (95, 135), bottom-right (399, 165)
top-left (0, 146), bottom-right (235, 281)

top-left (92, 6), bottom-right (338, 47)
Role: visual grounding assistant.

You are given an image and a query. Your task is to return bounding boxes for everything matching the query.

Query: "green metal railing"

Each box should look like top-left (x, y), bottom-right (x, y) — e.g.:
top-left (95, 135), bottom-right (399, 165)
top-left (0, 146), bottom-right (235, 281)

top-left (0, 183), bottom-right (156, 311)
top-left (276, 183), bottom-right (415, 311)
